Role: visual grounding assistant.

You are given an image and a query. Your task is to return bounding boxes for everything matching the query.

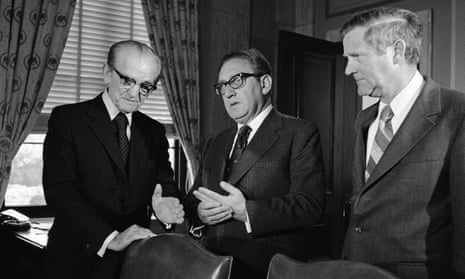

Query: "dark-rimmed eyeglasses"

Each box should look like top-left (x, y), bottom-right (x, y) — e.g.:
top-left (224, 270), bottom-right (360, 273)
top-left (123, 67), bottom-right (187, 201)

top-left (213, 72), bottom-right (264, 96)
top-left (110, 65), bottom-right (157, 97)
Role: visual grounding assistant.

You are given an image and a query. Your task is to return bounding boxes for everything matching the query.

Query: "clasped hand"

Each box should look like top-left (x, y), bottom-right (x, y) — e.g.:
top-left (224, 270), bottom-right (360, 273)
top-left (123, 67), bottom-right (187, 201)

top-left (152, 184), bottom-right (184, 224)
top-left (193, 181), bottom-right (247, 225)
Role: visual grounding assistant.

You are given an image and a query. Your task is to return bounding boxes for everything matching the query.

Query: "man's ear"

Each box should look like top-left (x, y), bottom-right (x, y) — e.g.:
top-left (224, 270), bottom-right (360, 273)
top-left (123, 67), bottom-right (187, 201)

top-left (261, 74), bottom-right (272, 95)
top-left (103, 63), bottom-right (112, 84)
top-left (393, 39), bottom-right (406, 64)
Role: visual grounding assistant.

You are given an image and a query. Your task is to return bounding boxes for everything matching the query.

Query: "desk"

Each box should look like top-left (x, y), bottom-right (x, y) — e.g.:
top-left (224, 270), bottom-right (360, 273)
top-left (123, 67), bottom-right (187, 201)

top-left (0, 217), bottom-right (53, 279)
top-left (14, 217), bottom-right (53, 249)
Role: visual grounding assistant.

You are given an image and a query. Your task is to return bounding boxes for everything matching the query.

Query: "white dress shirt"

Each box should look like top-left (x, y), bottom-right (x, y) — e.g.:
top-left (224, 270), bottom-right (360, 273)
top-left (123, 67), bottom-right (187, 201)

top-left (366, 71), bottom-right (425, 164)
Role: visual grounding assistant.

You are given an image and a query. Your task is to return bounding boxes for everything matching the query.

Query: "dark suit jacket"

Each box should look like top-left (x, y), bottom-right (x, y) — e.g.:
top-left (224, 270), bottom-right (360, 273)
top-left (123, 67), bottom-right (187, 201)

top-left (343, 78), bottom-right (465, 279)
top-left (184, 109), bottom-right (325, 275)
top-left (42, 95), bottom-right (179, 279)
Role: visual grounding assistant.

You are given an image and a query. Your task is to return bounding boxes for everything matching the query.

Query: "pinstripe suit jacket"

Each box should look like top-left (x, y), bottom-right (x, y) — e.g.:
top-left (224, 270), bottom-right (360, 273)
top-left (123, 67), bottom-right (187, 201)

top-left (343, 78), bottom-right (465, 279)
top-left (185, 109), bottom-right (325, 273)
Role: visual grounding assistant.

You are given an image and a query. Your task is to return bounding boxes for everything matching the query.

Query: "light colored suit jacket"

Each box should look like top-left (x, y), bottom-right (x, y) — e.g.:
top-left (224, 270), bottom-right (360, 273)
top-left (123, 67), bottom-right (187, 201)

top-left (184, 109), bottom-right (325, 274)
top-left (343, 78), bottom-right (465, 279)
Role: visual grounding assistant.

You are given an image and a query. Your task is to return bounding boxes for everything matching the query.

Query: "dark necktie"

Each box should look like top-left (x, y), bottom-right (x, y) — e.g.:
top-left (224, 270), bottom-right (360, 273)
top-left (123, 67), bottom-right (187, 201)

top-left (365, 105), bottom-right (394, 182)
top-left (113, 112), bottom-right (130, 166)
top-left (224, 125), bottom-right (251, 180)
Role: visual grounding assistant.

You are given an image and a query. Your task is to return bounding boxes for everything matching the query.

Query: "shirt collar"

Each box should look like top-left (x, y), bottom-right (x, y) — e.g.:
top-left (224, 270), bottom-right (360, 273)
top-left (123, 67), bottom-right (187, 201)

top-left (237, 104), bottom-right (273, 133)
top-left (378, 70), bottom-right (424, 118)
top-left (102, 89), bottom-right (132, 125)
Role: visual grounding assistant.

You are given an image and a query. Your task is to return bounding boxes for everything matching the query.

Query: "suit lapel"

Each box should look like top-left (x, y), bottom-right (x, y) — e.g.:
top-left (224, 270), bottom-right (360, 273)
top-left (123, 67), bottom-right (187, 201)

top-left (127, 112), bottom-right (149, 186)
top-left (363, 78), bottom-right (441, 190)
top-left (353, 105), bottom-right (378, 192)
top-left (208, 129), bottom-right (234, 187)
top-left (87, 94), bottom-right (127, 176)
top-left (227, 110), bottom-right (280, 185)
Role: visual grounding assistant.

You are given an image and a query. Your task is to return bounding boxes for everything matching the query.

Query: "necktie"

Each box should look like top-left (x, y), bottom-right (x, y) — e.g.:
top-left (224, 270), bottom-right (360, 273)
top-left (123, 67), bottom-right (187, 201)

top-left (113, 112), bottom-right (130, 166)
top-left (224, 125), bottom-right (251, 180)
top-left (365, 105), bottom-right (394, 182)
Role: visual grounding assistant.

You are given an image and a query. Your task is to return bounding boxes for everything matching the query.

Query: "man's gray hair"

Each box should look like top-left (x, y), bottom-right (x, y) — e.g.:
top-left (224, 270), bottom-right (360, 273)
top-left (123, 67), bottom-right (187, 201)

top-left (341, 7), bottom-right (422, 65)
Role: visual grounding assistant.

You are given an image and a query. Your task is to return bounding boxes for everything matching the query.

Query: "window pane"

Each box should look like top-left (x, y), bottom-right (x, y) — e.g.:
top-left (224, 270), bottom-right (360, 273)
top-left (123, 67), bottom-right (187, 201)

top-left (5, 134), bottom-right (46, 207)
top-left (6, 135), bottom-right (177, 207)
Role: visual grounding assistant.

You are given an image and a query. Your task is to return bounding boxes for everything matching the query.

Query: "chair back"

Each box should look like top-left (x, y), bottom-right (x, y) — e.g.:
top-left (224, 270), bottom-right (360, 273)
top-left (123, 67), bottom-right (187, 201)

top-left (267, 254), bottom-right (398, 279)
top-left (120, 233), bottom-right (232, 279)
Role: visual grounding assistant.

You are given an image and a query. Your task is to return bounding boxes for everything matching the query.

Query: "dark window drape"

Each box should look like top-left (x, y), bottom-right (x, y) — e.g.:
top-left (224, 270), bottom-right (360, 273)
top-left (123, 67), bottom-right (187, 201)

top-left (141, 0), bottom-right (200, 189)
top-left (0, 0), bottom-right (75, 205)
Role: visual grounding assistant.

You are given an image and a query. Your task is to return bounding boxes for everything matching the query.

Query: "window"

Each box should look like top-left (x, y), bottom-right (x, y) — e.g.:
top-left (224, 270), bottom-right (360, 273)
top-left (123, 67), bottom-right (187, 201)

top-left (6, 134), bottom-right (46, 207)
top-left (44, 0), bottom-right (173, 125)
top-left (5, 135), bottom-right (178, 208)
top-left (4, 0), bottom-right (178, 211)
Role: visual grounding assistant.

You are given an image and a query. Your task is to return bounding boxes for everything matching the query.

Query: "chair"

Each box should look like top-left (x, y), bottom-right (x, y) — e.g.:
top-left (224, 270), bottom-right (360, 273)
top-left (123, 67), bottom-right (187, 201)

top-left (267, 254), bottom-right (398, 279)
top-left (120, 233), bottom-right (232, 279)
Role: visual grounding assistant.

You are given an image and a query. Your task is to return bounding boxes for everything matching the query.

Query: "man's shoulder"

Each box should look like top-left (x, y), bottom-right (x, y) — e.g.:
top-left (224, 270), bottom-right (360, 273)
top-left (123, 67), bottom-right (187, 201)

top-left (133, 111), bottom-right (165, 130)
top-left (51, 97), bottom-right (96, 117)
top-left (273, 110), bottom-right (319, 130)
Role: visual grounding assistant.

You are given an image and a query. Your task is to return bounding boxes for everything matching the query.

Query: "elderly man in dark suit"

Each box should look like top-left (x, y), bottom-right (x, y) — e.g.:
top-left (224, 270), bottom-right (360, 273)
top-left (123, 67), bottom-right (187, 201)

top-left (42, 40), bottom-right (184, 279)
top-left (184, 48), bottom-right (325, 278)
top-left (341, 7), bottom-right (465, 279)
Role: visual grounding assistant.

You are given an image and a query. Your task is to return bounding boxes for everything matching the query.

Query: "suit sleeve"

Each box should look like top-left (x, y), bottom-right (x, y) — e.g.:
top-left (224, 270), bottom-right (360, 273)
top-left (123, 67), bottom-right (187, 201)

top-left (43, 107), bottom-right (115, 254)
top-left (449, 116), bottom-right (465, 277)
top-left (155, 124), bottom-right (179, 199)
top-left (246, 122), bottom-right (325, 236)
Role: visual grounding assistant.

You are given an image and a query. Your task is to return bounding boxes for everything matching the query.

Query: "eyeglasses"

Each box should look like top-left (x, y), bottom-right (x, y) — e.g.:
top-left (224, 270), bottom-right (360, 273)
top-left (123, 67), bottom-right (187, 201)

top-left (110, 65), bottom-right (157, 97)
top-left (213, 72), bottom-right (264, 96)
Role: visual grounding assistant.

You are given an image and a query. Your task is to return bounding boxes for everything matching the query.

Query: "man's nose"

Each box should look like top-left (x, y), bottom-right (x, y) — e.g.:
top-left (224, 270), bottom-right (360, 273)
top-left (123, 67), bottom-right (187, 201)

top-left (127, 84), bottom-right (141, 97)
top-left (222, 85), bottom-right (236, 98)
top-left (344, 59), bottom-right (354, 76)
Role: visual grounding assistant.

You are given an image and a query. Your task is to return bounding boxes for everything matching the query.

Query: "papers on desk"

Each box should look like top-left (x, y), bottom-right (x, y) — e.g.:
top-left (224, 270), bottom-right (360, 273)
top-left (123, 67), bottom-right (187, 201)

top-left (1, 208), bottom-right (30, 222)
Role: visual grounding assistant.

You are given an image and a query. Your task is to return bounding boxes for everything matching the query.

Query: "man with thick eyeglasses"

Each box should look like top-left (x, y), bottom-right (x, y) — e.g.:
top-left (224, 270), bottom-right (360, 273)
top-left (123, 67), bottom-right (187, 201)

top-left (184, 48), bottom-right (325, 278)
top-left (109, 65), bottom-right (157, 99)
top-left (42, 40), bottom-right (184, 279)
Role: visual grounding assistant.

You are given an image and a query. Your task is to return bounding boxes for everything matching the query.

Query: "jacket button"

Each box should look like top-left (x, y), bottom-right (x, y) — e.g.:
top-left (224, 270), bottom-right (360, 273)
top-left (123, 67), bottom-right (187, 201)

top-left (354, 226), bottom-right (362, 233)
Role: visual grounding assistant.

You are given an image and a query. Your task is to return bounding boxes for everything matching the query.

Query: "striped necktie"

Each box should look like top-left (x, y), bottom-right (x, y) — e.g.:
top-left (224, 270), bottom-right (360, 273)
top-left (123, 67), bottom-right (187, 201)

top-left (365, 105), bottom-right (394, 182)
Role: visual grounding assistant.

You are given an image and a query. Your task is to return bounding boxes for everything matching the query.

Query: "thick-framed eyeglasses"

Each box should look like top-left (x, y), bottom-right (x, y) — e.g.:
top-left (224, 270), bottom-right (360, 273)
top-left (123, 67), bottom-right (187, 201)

top-left (110, 65), bottom-right (157, 97)
top-left (213, 72), bottom-right (264, 96)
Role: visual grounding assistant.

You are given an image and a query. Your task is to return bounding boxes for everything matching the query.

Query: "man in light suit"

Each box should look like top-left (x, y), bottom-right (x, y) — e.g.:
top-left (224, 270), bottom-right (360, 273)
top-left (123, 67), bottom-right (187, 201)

top-left (341, 7), bottom-right (465, 278)
top-left (42, 40), bottom-right (184, 279)
top-left (184, 48), bottom-right (325, 278)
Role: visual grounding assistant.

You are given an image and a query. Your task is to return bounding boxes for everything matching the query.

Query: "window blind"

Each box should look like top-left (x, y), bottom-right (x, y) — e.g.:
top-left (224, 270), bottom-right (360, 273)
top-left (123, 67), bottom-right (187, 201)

top-left (44, 0), bottom-right (172, 124)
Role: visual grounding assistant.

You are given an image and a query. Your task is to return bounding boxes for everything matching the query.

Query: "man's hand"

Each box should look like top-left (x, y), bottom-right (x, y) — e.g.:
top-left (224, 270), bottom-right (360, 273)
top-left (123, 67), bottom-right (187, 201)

top-left (107, 224), bottom-right (155, 251)
top-left (152, 184), bottom-right (184, 224)
top-left (193, 190), bottom-right (232, 225)
top-left (195, 181), bottom-right (248, 222)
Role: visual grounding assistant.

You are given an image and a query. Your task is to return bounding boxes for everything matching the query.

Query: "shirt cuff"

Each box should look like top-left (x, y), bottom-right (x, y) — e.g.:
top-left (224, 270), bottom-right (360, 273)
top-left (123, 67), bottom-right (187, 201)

top-left (244, 211), bottom-right (252, 233)
top-left (97, 230), bottom-right (119, 257)
top-left (189, 225), bottom-right (205, 238)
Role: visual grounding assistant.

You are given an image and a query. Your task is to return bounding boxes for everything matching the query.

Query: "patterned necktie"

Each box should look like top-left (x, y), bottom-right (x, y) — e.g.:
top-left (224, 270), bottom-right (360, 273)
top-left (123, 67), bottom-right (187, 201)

top-left (365, 105), bottom-right (394, 182)
top-left (113, 112), bottom-right (130, 166)
top-left (224, 125), bottom-right (251, 180)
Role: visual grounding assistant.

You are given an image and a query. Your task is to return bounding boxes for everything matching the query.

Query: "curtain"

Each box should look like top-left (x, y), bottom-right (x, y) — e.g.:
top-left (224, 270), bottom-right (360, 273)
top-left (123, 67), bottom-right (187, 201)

top-left (0, 0), bottom-right (75, 205)
top-left (141, 0), bottom-right (200, 191)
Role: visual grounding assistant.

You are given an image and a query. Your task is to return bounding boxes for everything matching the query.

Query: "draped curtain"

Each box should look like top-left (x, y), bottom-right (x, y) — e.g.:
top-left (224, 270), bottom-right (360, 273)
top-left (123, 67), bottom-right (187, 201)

top-left (0, 0), bottom-right (75, 205)
top-left (141, 0), bottom-right (200, 189)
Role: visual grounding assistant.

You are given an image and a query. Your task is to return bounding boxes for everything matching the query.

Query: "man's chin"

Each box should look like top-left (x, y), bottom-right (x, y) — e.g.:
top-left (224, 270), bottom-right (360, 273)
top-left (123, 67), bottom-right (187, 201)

top-left (118, 104), bottom-right (139, 113)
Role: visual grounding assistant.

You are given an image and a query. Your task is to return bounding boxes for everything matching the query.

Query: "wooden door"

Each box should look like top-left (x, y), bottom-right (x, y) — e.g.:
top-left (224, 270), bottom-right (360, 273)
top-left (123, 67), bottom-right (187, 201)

top-left (277, 30), bottom-right (360, 259)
